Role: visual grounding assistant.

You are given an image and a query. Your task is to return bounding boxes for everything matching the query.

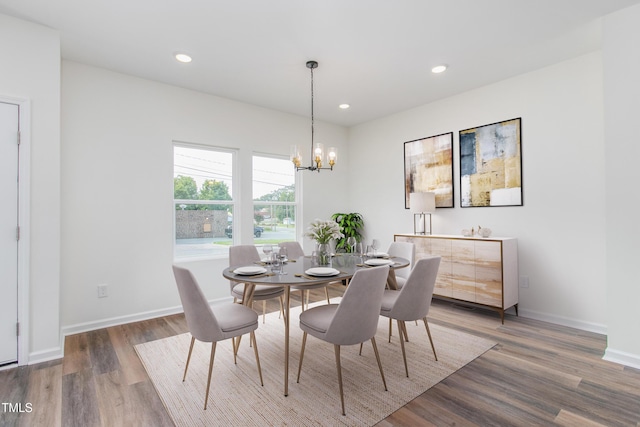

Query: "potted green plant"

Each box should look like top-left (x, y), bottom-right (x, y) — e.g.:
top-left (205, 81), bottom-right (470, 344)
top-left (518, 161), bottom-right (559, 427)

top-left (331, 212), bottom-right (364, 253)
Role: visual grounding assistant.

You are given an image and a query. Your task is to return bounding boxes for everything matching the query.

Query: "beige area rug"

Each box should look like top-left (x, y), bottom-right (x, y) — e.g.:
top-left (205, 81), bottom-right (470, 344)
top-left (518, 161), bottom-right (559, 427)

top-left (135, 299), bottom-right (496, 426)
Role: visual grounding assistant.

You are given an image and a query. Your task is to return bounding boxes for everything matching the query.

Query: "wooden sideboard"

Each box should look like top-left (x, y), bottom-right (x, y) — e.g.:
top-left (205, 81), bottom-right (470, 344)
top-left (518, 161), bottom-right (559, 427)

top-left (394, 234), bottom-right (518, 323)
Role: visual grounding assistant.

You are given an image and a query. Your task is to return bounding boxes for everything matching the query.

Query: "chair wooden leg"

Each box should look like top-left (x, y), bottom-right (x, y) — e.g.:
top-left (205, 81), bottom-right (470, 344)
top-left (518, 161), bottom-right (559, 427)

top-left (370, 337), bottom-right (388, 391)
top-left (204, 342), bottom-right (217, 410)
top-left (296, 332), bottom-right (308, 383)
top-left (334, 344), bottom-right (345, 416)
top-left (299, 290), bottom-right (306, 312)
top-left (401, 320), bottom-right (410, 342)
top-left (250, 331), bottom-right (264, 386)
top-left (397, 320), bottom-right (409, 377)
top-left (324, 286), bottom-right (330, 304)
top-left (389, 318), bottom-right (409, 343)
top-left (423, 317), bottom-right (438, 361)
top-left (232, 336), bottom-right (238, 364)
top-left (358, 342), bottom-right (363, 355)
top-left (262, 300), bottom-right (266, 323)
top-left (183, 336), bottom-right (196, 382)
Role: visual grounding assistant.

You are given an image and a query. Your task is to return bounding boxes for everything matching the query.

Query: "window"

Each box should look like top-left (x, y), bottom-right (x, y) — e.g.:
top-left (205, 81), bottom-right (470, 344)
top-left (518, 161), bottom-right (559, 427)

top-left (252, 155), bottom-right (297, 247)
top-left (174, 144), bottom-right (235, 259)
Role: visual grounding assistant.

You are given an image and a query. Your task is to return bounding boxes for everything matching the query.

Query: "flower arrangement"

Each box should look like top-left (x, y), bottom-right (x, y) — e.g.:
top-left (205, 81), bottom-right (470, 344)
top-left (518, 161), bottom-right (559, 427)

top-left (306, 219), bottom-right (343, 265)
top-left (305, 219), bottom-right (344, 244)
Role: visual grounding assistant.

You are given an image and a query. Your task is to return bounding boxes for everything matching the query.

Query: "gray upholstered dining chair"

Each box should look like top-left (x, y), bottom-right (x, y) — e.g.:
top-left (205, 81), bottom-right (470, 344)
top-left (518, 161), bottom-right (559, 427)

top-left (172, 265), bottom-right (264, 410)
top-left (278, 241), bottom-right (306, 259)
top-left (279, 241), bottom-right (331, 310)
top-left (386, 241), bottom-right (416, 335)
top-left (229, 245), bottom-right (285, 323)
top-left (387, 241), bottom-right (415, 289)
top-left (296, 265), bottom-right (390, 416)
top-left (380, 256), bottom-right (441, 377)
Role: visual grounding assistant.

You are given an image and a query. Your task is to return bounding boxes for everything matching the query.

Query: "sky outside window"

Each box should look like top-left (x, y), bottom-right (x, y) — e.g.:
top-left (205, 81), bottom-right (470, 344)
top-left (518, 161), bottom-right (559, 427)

top-left (174, 145), bottom-right (233, 195)
top-left (252, 156), bottom-right (294, 199)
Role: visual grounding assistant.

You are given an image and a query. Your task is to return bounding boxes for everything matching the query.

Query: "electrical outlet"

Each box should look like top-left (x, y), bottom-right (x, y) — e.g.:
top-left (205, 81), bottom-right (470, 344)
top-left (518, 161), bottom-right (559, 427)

top-left (519, 276), bottom-right (529, 288)
top-left (97, 284), bottom-right (108, 298)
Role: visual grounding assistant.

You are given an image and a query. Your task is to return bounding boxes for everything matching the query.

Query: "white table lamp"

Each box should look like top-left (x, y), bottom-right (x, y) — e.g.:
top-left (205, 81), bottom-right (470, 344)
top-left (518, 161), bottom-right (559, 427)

top-left (410, 192), bottom-right (436, 235)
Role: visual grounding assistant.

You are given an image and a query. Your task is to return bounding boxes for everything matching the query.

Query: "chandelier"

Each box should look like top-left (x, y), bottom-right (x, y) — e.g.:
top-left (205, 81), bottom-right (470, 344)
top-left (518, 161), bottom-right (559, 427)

top-left (291, 61), bottom-right (337, 172)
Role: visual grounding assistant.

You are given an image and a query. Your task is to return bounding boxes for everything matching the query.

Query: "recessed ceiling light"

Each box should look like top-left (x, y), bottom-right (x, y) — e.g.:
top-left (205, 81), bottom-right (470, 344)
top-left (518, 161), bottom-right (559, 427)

top-left (175, 53), bottom-right (192, 63)
top-left (431, 65), bottom-right (447, 74)
top-left (339, 104), bottom-right (350, 109)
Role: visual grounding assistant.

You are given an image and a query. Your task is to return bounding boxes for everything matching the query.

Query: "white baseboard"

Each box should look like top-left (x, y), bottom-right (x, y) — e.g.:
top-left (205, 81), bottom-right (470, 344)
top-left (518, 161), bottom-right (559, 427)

top-left (24, 297), bottom-right (234, 366)
top-left (0, 363), bottom-right (18, 372)
top-left (61, 305), bottom-right (185, 337)
top-left (27, 304), bottom-right (187, 365)
top-left (61, 297), bottom-right (233, 337)
top-left (517, 308), bottom-right (607, 335)
top-left (603, 348), bottom-right (640, 370)
top-left (519, 309), bottom-right (640, 369)
top-left (40, 296), bottom-right (233, 365)
top-left (28, 346), bottom-right (64, 365)
top-left (506, 309), bottom-right (640, 369)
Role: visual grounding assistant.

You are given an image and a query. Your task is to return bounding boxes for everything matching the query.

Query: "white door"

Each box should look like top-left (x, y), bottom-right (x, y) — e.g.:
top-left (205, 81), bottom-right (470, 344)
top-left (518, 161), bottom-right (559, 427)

top-left (0, 101), bottom-right (19, 365)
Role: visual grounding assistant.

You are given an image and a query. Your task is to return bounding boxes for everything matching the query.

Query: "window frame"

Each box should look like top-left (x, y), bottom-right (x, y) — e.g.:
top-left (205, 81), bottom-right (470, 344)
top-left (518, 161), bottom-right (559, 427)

top-left (251, 152), bottom-right (300, 247)
top-left (173, 141), bottom-right (238, 261)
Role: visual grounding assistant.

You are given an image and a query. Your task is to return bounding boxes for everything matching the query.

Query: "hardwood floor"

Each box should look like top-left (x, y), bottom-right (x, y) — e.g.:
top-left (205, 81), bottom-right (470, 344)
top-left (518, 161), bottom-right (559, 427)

top-left (2, 284), bottom-right (639, 427)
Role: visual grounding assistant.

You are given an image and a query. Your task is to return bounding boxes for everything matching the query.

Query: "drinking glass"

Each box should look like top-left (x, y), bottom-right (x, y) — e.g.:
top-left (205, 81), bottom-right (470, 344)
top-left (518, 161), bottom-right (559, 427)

top-left (262, 244), bottom-right (273, 262)
top-left (346, 237), bottom-right (356, 254)
top-left (355, 242), bottom-right (365, 256)
top-left (365, 245), bottom-right (372, 260)
top-left (271, 253), bottom-right (282, 274)
top-left (277, 247), bottom-right (288, 275)
top-left (371, 239), bottom-right (380, 256)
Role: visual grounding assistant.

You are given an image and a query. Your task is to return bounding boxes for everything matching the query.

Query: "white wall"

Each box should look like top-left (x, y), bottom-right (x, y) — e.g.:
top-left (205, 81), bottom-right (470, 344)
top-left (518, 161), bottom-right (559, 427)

top-left (0, 14), bottom-right (61, 363)
top-left (60, 61), bottom-right (349, 333)
top-left (348, 52), bottom-right (608, 333)
top-left (602, 4), bottom-right (640, 368)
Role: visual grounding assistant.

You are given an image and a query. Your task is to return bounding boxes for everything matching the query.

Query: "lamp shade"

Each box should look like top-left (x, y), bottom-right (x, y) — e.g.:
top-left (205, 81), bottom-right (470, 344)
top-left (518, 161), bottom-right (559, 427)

top-left (410, 192), bottom-right (436, 213)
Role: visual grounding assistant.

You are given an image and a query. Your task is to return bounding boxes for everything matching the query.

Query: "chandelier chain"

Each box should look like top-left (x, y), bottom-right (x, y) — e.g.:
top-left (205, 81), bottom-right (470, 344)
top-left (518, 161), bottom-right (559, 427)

top-left (310, 64), bottom-right (314, 154)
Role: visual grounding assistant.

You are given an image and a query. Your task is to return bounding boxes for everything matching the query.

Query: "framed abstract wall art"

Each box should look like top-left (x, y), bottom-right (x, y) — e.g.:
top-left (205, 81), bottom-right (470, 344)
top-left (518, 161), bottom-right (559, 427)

top-left (404, 132), bottom-right (454, 209)
top-left (459, 117), bottom-right (522, 207)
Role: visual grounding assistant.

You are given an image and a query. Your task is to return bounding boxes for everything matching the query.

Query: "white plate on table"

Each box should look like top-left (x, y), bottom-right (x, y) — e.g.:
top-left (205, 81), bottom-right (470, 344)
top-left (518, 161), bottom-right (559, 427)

top-left (365, 258), bottom-right (394, 266)
top-left (233, 266), bottom-right (268, 275)
top-left (366, 252), bottom-right (389, 258)
top-left (305, 267), bottom-right (340, 276)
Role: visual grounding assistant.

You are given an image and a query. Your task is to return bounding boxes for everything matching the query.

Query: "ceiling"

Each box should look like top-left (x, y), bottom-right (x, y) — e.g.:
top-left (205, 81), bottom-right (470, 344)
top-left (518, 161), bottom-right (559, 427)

top-left (1, 0), bottom-right (639, 127)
